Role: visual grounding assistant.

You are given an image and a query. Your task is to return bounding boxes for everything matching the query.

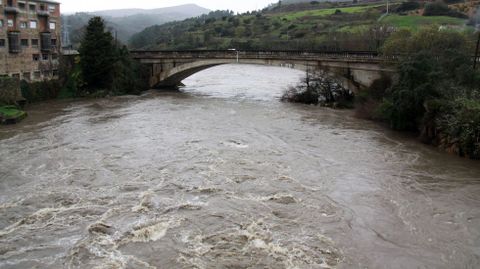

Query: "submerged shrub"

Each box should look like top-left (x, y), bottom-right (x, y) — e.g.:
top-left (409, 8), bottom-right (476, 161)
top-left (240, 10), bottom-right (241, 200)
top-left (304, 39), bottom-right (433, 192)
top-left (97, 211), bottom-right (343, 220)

top-left (281, 70), bottom-right (354, 108)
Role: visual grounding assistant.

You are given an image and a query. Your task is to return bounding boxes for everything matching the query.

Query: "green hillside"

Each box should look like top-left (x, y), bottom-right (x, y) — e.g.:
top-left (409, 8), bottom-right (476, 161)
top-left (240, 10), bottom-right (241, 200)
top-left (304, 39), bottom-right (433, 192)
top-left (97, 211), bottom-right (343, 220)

top-left (382, 14), bottom-right (467, 29)
top-left (129, 1), bottom-right (473, 51)
top-left (275, 4), bottom-right (385, 20)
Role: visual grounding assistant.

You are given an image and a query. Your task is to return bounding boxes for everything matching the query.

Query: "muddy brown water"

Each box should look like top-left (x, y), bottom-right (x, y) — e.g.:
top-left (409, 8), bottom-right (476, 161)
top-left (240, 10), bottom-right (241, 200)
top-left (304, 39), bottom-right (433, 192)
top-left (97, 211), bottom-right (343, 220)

top-left (0, 64), bottom-right (479, 269)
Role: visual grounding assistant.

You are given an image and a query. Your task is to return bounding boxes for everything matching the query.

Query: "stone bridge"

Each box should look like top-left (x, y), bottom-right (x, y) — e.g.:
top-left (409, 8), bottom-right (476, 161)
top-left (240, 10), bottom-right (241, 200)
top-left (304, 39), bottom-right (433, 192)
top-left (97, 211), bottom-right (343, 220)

top-left (130, 50), bottom-right (396, 92)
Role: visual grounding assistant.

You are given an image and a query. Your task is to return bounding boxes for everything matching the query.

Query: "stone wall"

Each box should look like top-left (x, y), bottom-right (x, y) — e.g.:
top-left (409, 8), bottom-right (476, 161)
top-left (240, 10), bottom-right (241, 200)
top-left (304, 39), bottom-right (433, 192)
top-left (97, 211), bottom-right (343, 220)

top-left (0, 77), bottom-right (23, 104)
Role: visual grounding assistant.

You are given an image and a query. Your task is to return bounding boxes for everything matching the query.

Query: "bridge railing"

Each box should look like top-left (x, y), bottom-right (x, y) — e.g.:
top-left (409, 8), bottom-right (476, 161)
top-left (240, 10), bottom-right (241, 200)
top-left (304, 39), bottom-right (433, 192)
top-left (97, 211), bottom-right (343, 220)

top-left (130, 50), bottom-right (386, 61)
top-left (130, 50), bottom-right (479, 63)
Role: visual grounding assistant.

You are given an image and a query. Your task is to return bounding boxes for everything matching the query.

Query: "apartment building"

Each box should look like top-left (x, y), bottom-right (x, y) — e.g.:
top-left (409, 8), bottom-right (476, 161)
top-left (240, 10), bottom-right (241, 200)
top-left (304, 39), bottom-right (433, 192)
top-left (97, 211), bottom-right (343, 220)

top-left (0, 0), bottom-right (61, 82)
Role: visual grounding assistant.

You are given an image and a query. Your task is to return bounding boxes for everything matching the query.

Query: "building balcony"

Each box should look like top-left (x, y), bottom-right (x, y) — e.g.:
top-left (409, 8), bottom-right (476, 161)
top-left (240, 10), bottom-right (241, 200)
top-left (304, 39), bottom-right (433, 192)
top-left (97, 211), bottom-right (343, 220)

top-left (8, 31), bottom-right (20, 54)
top-left (37, 10), bottom-right (50, 17)
top-left (4, 6), bottom-right (20, 14)
top-left (40, 32), bottom-right (52, 52)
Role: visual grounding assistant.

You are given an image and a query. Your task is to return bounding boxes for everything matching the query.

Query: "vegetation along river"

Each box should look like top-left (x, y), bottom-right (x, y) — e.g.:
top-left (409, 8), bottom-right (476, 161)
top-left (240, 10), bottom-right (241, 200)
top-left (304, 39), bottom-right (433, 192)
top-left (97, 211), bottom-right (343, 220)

top-left (1, 64), bottom-right (480, 269)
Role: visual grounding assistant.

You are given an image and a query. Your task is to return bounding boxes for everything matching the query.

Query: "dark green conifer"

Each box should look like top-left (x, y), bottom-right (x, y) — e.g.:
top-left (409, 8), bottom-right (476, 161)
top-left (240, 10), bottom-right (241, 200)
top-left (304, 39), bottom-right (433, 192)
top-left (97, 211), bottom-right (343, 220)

top-left (79, 17), bottom-right (115, 91)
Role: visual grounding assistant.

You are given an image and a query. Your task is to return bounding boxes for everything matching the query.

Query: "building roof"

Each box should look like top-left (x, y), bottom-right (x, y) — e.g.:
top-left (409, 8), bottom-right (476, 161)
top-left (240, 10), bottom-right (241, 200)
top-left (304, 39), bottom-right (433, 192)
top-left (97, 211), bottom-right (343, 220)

top-left (26, 0), bottom-right (60, 5)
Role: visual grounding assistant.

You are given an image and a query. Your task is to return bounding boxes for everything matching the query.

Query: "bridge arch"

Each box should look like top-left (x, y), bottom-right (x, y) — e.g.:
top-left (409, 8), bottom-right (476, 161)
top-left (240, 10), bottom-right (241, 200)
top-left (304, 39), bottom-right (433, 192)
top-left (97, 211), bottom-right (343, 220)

top-left (131, 50), bottom-right (394, 92)
top-left (152, 59), bottom-right (233, 88)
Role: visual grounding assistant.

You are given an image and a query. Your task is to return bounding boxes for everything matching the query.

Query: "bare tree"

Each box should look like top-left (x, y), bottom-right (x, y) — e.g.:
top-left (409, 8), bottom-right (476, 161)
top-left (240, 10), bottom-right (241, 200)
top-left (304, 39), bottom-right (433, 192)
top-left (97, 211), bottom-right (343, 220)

top-left (281, 69), bottom-right (354, 107)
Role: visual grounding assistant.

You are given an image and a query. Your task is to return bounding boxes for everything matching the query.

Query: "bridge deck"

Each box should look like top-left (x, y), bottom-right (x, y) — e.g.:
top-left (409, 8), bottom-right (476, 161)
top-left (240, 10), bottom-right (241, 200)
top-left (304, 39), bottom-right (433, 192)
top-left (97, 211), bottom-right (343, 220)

top-left (130, 50), bottom-right (391, 62)
top-left (131, 50), bottom-right (480, 64)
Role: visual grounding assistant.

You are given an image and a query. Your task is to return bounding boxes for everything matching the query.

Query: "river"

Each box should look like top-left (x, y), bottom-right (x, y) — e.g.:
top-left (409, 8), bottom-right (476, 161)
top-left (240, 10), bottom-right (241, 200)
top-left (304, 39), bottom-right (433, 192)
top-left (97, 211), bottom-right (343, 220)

top-left (0, 64), bottom-right (479, 269)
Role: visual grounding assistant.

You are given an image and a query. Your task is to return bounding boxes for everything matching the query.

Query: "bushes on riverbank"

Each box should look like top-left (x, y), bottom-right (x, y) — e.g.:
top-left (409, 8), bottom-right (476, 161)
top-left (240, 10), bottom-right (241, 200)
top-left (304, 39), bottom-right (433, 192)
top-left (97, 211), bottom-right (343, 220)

top-left (0, 77), bottom-right (27, 124)
top-left (357, 27), bottom-right (480, 159)
top-left (428, 99), bottom-right (480, 158)
top-left (0, 77), bottom-right (23, 105)
top-left (20, 80), bottom-right (62, 103)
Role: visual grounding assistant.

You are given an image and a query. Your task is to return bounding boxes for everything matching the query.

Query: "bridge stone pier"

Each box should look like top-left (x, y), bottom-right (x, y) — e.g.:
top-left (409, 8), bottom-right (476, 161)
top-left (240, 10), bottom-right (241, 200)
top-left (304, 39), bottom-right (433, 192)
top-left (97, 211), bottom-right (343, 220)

top-left (131, 50), bottom-right (395, 92)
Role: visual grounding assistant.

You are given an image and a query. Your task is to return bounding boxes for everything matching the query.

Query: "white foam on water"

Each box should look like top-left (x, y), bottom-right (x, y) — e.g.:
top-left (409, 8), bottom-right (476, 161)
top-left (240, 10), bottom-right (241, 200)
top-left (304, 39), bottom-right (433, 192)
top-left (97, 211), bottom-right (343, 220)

top-left (122, 217), bottom-right (182, 244)
top-left (222, 140), bottom-right (249, 149)
top-left (263, 193), bottom-right (300, 204)
top-left (131, 191), bottom-right (154, 213)
top-left (177, 219), bottom-right (342, 269)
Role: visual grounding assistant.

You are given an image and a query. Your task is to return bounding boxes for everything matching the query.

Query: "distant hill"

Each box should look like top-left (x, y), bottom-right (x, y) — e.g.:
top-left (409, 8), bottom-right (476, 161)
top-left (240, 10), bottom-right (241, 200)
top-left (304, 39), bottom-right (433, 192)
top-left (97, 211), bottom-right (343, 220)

top-left (281, 0), bottom-right (351, 3)
top-left (91, 4), bottom-right (210, 18)
top-left (130, 1), bottom-right (472, 51)
top-left (62, 4), bottom-right (210, 47)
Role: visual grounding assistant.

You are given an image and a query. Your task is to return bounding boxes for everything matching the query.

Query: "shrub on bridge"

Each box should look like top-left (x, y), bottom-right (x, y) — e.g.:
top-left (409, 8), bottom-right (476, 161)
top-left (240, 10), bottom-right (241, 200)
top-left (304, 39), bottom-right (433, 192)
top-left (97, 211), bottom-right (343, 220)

top-left (379, 28), bottom-right (477, 131)
top-left (111, 46), bottom-right (150, 95)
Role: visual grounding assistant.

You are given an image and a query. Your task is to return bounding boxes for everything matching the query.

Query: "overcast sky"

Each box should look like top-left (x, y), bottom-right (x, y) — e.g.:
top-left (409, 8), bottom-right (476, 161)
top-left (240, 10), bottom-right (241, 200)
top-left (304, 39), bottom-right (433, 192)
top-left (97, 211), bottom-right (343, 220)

top-left (59, 0), bottom-right (275, 14)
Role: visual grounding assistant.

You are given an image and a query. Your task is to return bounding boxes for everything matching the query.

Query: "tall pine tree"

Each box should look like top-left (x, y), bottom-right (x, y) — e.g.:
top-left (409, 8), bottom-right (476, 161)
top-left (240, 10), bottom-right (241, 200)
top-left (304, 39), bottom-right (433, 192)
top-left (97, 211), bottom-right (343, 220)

top-left (79, 17), bottom-right (115, 91)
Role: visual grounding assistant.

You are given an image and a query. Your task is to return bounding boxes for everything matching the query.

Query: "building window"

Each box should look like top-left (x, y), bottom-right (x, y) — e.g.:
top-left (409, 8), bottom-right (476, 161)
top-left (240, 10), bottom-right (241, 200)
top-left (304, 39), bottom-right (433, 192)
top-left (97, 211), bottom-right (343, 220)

top-left (48, 4), bottom-right (55, 13)
top-left (42, 70), bottom-right (50, 77)
top-left (52, 70), bottom-right (58, 77)
top-left (12, 74), bottom-right (20, 79)
top-left (20, 21), bottom-right (27, 29)
top-left (0, 20), bottom-right (3, 28)
top-left (32, 54), bottom-right (39, 61)
top-left (52, 53), bottom-right (58, 60)
top-left (18, 2), bottom-right (26, 10)
top-left (23, 72), bottom-right (31, 81)
top-left (42, 53), bottom-right (49, 61)
top-left (51, 39), bottom-right (57, 47)
top-left (7, 19), bottom-right (14, 27)
top-left (0, 39), bottom-right (5, 47)
top-left (29, 20), bottom-right (37, 29)
top-left (21, 39), bottom-right (28, 47)
top-left (34, 71), bottom-right (41, 79)
top-left (7, 0), bottom-right (12, 6)
top-left (31, 39), bottom-right (38, 47)
top-left (29, 4), bottom-right (36, 13)
top-left (49, 21), bottom-right (56, 30)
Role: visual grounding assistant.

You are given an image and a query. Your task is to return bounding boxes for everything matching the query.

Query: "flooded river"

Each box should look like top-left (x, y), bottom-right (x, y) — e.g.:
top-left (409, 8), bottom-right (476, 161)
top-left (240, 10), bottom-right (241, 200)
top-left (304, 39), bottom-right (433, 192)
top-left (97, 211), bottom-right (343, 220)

top-left (1, 64), bottom-right (480, 269)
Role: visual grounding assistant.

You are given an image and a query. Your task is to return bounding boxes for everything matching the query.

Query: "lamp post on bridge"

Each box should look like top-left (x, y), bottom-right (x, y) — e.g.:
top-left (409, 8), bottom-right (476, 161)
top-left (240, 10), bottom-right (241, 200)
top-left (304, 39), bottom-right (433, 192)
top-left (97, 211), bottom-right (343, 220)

top-left (474, 26), bottom-right (480, 70)
top-left (228, 48), bottom-right (239, 63)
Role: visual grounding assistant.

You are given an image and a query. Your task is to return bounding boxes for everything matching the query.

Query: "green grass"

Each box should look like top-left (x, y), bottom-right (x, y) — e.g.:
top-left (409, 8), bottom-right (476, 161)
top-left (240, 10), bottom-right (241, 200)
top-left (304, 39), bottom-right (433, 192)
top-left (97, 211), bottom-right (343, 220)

top-left (337, 24), bottom-right (372, 33)
top-left (0, 106), bottom-right (26, 119)
top-left (274, 4), bottom-right (384, 20)
top-left (382, 15), bottom-right (467, 30)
